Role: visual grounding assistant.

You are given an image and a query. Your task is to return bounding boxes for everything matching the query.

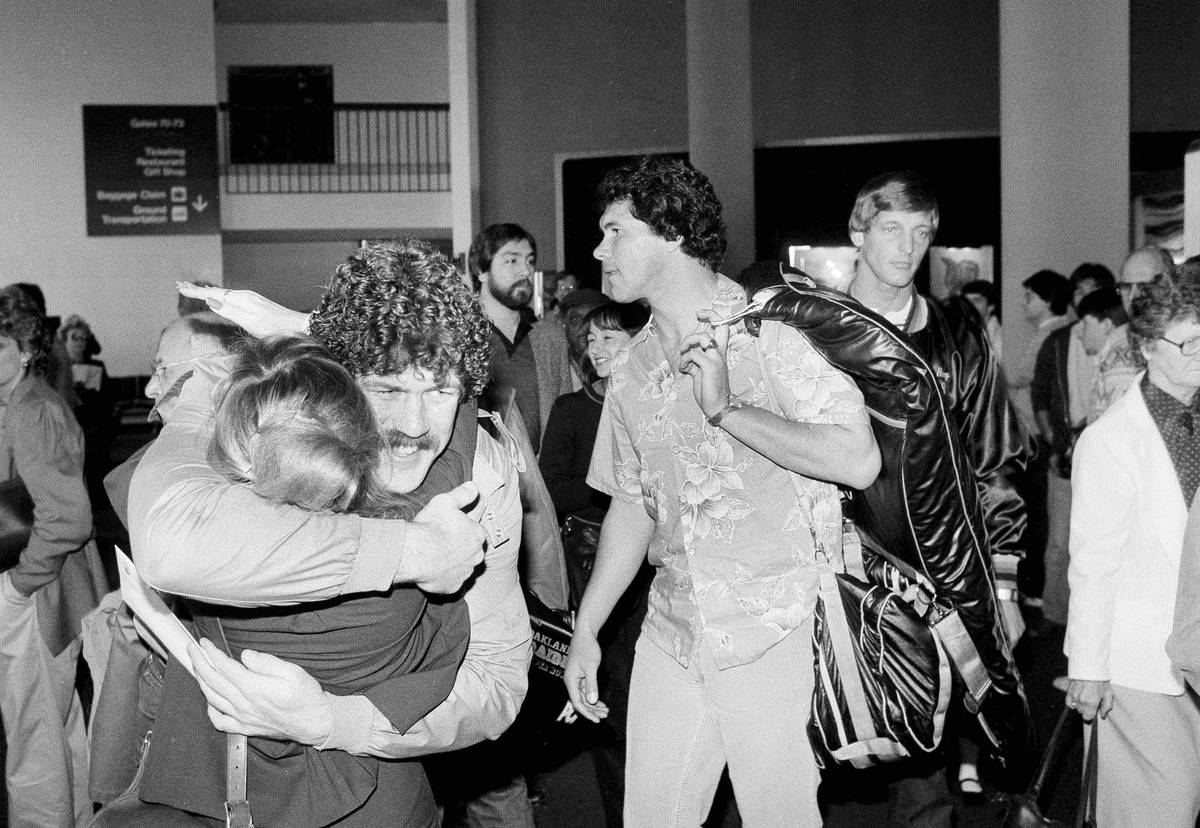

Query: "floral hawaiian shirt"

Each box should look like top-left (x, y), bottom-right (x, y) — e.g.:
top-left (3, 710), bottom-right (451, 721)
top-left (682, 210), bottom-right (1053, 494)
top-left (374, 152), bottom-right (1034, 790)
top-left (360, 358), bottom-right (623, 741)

top-left (587, 275), bottom-right (868, 669)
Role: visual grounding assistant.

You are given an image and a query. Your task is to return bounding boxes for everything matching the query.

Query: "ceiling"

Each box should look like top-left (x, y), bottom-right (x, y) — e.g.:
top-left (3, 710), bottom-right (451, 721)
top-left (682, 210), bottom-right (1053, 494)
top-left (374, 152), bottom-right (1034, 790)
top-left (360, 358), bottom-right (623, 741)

top-left (214, 0), bottom-right (447, 24)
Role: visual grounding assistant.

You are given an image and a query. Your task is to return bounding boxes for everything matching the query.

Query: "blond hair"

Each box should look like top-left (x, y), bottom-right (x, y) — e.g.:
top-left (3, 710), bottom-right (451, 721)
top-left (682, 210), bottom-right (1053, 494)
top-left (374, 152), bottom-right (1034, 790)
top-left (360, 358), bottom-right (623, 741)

top-left (208, 336), bottom-right (381, 511)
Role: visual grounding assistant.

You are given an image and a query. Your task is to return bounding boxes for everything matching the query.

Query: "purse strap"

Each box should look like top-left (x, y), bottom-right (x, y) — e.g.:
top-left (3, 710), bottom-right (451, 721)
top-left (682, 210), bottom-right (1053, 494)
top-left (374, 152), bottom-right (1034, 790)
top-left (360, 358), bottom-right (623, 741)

top-left (1027, 703), bottom-right (1073, 800)
top-left (1076, 718), bottom-right (1099, 828)
top-left (225, 735), bottom-right (252, 828)
top-left (213, 620), bottom-right (254, 828)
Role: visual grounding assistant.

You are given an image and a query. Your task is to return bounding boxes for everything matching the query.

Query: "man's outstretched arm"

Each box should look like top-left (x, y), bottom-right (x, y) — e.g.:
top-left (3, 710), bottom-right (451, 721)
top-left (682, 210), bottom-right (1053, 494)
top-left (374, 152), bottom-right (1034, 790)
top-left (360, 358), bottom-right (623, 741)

top-left (128, 361), bottom-right (486, 606)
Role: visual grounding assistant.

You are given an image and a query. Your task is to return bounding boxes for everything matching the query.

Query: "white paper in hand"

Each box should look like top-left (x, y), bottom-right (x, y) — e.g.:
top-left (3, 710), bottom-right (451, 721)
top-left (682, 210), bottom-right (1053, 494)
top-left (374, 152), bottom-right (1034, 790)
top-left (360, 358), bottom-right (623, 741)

top-left (115, 546), bottom-right (213, 677)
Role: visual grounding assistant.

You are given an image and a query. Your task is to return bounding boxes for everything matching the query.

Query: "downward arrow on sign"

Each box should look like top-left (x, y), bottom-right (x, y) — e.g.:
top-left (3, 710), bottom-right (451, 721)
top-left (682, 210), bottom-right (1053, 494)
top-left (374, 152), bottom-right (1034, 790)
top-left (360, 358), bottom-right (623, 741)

top-left (192, 195), bottom-right (209, 213)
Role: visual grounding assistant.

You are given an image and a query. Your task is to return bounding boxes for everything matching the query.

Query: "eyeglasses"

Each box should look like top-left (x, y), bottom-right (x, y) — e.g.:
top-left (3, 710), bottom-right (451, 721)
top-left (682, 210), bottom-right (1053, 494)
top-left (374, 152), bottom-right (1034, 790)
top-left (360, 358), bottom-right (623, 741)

top-left (1158, 336), bottom-right (1200, 357)
top-left (149, 353), bottom-right (223, 380)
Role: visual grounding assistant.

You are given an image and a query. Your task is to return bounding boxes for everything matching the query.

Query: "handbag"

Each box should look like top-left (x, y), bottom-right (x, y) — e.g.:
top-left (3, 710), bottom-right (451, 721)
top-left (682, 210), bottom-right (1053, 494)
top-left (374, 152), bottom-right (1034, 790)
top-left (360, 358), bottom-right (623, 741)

top-left (88, 625), bottom-right (255, 828)
top-left (88, 731), bottom-right (251, 827)
top-left (527, 589), bottom-right (574, 684)
top-left (1003, 704), bottom-right (1098, 828)
top-left (0, 476), bottom-right (35, 571)
top-left (523, 589), bottom-right (582, 739)
top-left (561, 512), bottom-right (602, 612)
top-left (808, 521), bottom-right (954, 768)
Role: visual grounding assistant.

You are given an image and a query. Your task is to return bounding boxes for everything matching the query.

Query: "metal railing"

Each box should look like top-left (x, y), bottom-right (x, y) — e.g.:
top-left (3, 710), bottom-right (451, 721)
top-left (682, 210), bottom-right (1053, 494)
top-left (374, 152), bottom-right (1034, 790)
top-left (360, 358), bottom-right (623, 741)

top-left (218, 103), bottom-right (450, 194)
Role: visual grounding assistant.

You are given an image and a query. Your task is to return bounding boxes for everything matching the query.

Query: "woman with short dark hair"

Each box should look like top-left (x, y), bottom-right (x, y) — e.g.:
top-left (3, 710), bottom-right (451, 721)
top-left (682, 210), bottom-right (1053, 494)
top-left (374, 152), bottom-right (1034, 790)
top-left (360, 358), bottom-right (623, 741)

top-left (0, 285), bottom-right (106, 827)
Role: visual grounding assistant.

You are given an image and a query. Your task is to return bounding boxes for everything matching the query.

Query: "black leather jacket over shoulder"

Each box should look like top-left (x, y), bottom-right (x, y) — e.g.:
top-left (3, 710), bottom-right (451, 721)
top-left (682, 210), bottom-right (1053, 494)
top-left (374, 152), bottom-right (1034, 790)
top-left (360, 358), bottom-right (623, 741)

top-left (741, 275), bottom-right (1033, 767)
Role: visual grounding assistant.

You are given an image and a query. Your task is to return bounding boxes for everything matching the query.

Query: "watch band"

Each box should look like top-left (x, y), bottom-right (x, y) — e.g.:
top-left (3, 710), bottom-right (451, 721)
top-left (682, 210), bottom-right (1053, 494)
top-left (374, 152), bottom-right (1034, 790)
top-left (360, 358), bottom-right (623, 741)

top-left (707, 395), bottom-right (744, 427)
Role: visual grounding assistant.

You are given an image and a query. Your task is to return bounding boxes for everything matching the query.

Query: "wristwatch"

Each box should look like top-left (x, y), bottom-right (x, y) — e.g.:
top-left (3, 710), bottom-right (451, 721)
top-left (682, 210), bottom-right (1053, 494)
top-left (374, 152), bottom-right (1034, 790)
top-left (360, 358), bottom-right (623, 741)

top-left (706, 394), bottom-right (745, 428)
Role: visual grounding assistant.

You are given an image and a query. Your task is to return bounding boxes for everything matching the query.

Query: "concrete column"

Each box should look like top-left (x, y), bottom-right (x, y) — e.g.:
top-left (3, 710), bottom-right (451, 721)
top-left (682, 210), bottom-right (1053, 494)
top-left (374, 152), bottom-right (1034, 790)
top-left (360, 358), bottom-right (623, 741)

top-left (447, 0), bottom-right (480, 264)
top-left (1185, 141), bottom-right (1200, 258)
top-left (686, 0), bottom-right (754, 276)
top-left (999, 0), bottom-right (1129, 373)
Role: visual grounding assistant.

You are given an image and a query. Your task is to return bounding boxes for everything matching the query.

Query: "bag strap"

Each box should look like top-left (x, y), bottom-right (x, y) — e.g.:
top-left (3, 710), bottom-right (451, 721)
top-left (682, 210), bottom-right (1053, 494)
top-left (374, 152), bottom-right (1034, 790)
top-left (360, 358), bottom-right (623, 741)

top-left (214, 620), bottom-right (254, 828)
top-left (840, 519), bottom-right (867, 581)
top-left (225, 735), bottom-right (253, 828)
top-left (1027, 704), bottom-right (1073, 800)
top-left (816, 570), bottom-right (879, 768)
top-left (1076, 718), bottom-right (1099, 828)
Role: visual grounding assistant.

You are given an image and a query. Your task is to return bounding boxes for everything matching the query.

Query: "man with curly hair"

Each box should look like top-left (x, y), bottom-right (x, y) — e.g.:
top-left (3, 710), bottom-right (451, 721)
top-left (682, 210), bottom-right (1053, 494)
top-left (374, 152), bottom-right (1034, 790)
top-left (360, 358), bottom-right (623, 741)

top-left (563, 156), bottom-right (879, 827)
top-left (122, 240), bottom-right (532, 825)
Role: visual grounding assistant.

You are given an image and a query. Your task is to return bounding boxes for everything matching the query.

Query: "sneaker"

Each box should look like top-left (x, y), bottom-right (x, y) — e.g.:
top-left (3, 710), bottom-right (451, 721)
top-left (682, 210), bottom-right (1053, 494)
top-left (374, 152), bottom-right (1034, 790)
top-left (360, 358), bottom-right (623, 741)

top-left (958, 768), bottom-right (984, 805)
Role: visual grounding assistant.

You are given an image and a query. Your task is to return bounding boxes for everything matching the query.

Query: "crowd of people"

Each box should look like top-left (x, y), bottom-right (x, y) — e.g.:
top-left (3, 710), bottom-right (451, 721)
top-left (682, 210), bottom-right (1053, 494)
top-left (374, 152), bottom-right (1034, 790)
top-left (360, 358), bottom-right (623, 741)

top-left (2, 154), bottom-right (1200, 828)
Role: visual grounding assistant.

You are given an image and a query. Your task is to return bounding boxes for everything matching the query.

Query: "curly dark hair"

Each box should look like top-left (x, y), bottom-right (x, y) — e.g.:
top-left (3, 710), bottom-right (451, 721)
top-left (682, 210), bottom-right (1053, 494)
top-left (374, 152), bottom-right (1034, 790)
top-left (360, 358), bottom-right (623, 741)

top-left (308, 239), bottom-right (492, 398)
top-left (1128, 265), bottom-right (1200, 351)
top-left (0, 285), bottom-right (49, 376)
top-left (595, 156), bottom-right (726, 271)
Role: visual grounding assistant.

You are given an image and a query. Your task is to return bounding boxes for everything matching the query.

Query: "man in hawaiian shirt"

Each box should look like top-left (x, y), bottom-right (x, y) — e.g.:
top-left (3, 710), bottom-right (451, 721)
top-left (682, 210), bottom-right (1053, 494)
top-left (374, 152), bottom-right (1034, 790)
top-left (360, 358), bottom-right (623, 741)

top-left (563, 156), bottom-right (880, 828)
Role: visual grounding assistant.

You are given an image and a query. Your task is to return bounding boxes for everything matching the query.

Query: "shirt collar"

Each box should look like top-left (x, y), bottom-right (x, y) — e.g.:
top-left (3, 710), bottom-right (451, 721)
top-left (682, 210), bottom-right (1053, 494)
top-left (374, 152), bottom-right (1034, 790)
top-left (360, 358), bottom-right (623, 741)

top-left (490, 307), bottom-right (536, 351)
top-left (1141, 373), bottom-right (1200, 434)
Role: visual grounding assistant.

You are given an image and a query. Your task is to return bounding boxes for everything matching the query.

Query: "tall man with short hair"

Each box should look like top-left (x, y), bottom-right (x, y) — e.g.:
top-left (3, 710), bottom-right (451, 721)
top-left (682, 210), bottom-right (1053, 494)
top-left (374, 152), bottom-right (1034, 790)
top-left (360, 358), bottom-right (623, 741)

top-left (844, 170), bottom-right (1031, 823)
top-left (469, 223), bottom-right (574, 452)
top-left (564, 156), bottom-right (879, 827)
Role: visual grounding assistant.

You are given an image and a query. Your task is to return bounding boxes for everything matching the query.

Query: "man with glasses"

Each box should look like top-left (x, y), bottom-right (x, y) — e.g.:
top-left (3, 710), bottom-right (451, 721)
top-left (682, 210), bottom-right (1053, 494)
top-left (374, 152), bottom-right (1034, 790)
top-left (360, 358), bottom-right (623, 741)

top-left (89, 310), bottom-right (247, 803)
top-left (1089, 245), bottom-right (1176, 421)
top-left (143, 311), bottom-right (245, 421)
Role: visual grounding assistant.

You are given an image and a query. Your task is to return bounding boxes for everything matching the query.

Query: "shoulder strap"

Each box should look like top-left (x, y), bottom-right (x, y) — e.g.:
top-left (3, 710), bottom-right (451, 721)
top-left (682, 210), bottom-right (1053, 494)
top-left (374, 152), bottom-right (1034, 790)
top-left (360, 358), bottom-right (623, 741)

top-left (213, 620), bottom-right (254, 828)
top-left (748, 324), bottom-right (857, 575)
top-left (1077, 718), bottom-right (1099, 828)
top-left (225, 734), bottom-right (253, 828)
top-left (817, 571), bottom-right (879, 767)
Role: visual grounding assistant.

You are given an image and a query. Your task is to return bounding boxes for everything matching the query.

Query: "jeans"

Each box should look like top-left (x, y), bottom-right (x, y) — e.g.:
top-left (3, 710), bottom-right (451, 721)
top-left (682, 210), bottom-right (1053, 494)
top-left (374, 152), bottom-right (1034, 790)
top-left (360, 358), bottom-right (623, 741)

top-left (624, 620), bottom-right (819, 828)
